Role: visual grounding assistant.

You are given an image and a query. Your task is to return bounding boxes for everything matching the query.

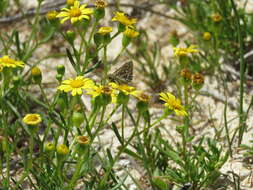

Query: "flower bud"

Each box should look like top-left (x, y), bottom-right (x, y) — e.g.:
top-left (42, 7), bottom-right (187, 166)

top-left (57, 144), bottom-right (69, 155)
top-left (13, 76), bottom-right (21, 87)
top-left (72, 112), bottom-right (85, 127)
top-left (31, 67), bottom-right (42, 84)
top-left (192, 73), bottom-right (204, 90)
top-left (46, 10), bottom-right (58, 20)
top-left (66, 30), bottom-right (76, 44)
top-left (202, 32), bottom-right (211, 41)
top-left (57, 65), bottom-right (65, 75)
top-left (66, 0), bottom-right (75, 6)
top-left (180, 69), bottom-right (192, 85)
top-left (44, 142), bottom-right (55, 152)
top-left (56, 74), bottom-right (63, 82)
top-left (211, 13), bottom-right (222, 23)
top-left (117, 91), bottom-right (129, 105)
top-left (94, 8), bottom-right (105, 21)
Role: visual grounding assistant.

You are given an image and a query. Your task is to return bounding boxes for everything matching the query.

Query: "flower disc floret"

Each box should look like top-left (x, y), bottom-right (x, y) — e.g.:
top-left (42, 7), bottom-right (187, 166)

top-left (23, 114), bottom-right (42, 125)
top-left (57, 1), bottom-right (93, 24)
top-left (0, 55), bottom-right (24, 68)
top-left (112, 11), bottom-right (137, 26)
top-left (159, 92), bottom-right (187, 116)
top-left (58, 76), bottom-right (95, 96)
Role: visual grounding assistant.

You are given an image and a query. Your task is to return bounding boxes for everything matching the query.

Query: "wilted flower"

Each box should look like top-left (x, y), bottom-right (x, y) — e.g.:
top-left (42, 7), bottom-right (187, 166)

top-left (57, 144), bottom-right (69, 155)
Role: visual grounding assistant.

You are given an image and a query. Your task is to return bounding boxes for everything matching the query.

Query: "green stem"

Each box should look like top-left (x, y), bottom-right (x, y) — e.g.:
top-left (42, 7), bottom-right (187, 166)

top-left (230, 0), bottom-right (246, 145)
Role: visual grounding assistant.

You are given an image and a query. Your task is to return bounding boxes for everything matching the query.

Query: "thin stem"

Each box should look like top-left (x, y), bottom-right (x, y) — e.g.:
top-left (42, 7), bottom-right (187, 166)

top-left (230, 0), bottom-right (246, 145)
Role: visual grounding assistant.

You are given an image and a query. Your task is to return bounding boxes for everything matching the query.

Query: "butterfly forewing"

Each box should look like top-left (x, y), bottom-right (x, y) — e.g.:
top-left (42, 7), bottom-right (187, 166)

top-left (108, 61), bottom-right (133, 84)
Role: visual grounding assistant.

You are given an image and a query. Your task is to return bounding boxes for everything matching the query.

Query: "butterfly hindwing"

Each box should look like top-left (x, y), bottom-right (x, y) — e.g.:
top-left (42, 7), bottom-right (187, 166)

top-left (108, 61), bottom-right (133, 84)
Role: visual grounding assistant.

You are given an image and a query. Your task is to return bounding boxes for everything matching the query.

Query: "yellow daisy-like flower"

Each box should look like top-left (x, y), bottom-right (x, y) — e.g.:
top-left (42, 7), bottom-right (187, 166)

top-left (23, 114), bottom-right (42, 125)
top-left (46, 10), bottom-right (58, 20)
top-left (131, 91), bottom-right (150, 102)
top-left (159, 92), bottom-right (188, 116)
top-left (124, 26), bottom-right (139, 38)
top-left (58, 76), bottom-right (95, 96)
top-left (57, 144), bottom-right (69, 155)
top-left (56, 1), bottom-right (93, 24)
top-left (86, 84), bottom-right (118, 103)
top-left (86, 84), bottom-right (113, 97)
top-left (173, 45), bottom-right (199, 57)
top-left (109, 82), bottom-right (136, 95)
top-left (98, 26), bottom-right (113, 35)
top-left (0, 55), bottom-right (24, 68)
top-left (112, 11), bottom-right (137, 26)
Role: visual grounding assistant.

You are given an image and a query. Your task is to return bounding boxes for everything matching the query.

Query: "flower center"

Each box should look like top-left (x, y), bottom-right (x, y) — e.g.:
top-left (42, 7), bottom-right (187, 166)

top-left (140, 93), bottom-right (150, 101)
top-left (69, 8), bottom-right (82, 17)
top-left (102, 86), bottom-right (112, 94)
top-left (70, 79), bottom-right (85, 88)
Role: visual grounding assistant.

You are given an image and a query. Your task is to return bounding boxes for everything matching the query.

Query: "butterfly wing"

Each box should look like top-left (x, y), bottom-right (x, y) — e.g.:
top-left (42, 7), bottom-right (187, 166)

top-left (108, 61), bottom-right (133, 84)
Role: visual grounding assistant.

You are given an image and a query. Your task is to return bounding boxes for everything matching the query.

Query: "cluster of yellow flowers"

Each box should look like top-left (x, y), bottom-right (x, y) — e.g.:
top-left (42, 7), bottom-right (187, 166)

top-left (57, 76), bottom-right (187, 116)
top-left (46, 0), bottom-right (139, 39)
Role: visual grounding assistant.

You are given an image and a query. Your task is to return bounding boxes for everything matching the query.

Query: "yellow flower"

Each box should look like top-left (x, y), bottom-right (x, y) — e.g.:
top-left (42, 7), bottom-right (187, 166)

top-left (112, 11), bottom-right (137, 26)
top-left (66, 0), bottom-right (76, 6)
top-left (109, 82), bottom-right (136, 95)
top-left (132, 91), bottom-right (150, 102)
top-left (86, 84), bottom-right (113, 97)
top-left (95, 0), bottom-right (107, 8)
top-left (124, 26), bottom-right (139, 38)
top-left (23, 114), bottom-right (42, 125)
top-left (0, 55), bottom-right (24, 68)
top-left (173, 45), bottom-right (199, 57)
top-left (159, 92), bottom-right (188, 116)
top-left (98, 26), bottom-right (113, 35)
top-left (58, 76), bottom-right (95, 96)
top-left (57, 144), bottom-right (69, 155)
top-left (211, 13), bottom-right (222, 22)
top-left (202, 32), bottom-right (211, 40)
top-left (46, 10), bottom-right (58, 20)
top-left (56, 1), bottom-right (93, 24)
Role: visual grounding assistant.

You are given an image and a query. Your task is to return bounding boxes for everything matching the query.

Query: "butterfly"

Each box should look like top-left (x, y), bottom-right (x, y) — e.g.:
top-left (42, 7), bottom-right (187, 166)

top-left (108, 61), bottom-right (133, 84)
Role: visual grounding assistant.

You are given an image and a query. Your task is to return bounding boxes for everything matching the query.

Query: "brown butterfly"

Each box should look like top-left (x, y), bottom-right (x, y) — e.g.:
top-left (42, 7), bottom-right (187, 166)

top-left (108, 61), bottom-right (133, 84)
